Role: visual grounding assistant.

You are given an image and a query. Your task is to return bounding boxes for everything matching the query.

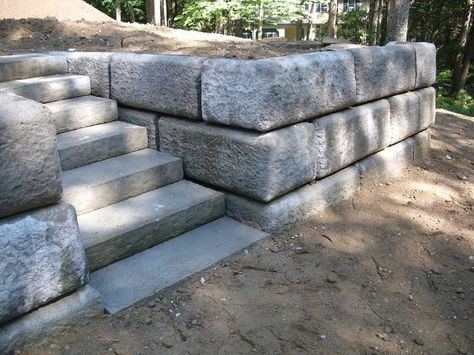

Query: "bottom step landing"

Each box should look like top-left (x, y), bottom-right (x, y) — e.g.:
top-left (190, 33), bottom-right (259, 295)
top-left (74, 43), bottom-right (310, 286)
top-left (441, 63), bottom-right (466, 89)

top-left (90, 217), bottom-right (268, 313)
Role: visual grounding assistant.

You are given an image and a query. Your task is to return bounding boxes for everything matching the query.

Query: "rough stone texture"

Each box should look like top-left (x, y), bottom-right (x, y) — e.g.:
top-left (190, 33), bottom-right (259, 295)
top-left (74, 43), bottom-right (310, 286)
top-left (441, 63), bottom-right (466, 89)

top-left (159, 117), bottom-right (317, 202)
top-left (111, 53), bottom-right (205, 118)
top-left (0, 286), bottom-right (103, 354)
top-left (348, 44), bottom-right (416, 103)
top-left (226, 166), bottom-right (360, 233)
top-left (388, 42), bottom-right (436, 88)
top-left (388, 88), bottom-right (435, 145)
top-left (0, 54), bottom-right (67, 82)
top-left (118, 107), bottom-right (160, 149)
top-left (45, 96), bottom-right (118, 134)
top-left (311, 99), bottom-right (391, 178)
top-left (80, 180), bottom-right (225, 271)
top-left (91, 217), bottom-right (267, 313)
top-left (63, 149), bottom-right (183, 215)
top-left (201, 51), bottom-right (357, 132)
top-left (57, 121), bottom-right (148, 171)
top-left (0, 74), bottom-right (91, 103)
top-left (0, 203), bottom-right (89, 325)
top-left (413, 129), bottom-right (431, 164)
top-left (0, 93), bottom-right (62, 219)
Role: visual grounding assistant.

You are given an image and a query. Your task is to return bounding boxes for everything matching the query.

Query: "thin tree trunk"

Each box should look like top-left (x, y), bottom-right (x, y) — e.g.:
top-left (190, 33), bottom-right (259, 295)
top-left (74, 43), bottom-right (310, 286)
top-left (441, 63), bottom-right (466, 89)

top-left (367, 0), bottom-right (378, 45)
top-left (453, 4), bottom-right (474, 94)
top-left (306, 1), bottom-right (315, 41)
top-left (115, 0), bottom-right (122, 22)
top-left (376, 0), bottom-right (383, 44)
top-left (128, 2), bottom-right (136, 22)
top-left (146, 0), bottom-right (161, 25)
top-left (163, 0), bottom-right (168, 26)
top-left (327, 0), bottom-right (337, 38)
top-left (258, 1), bottom-right (264, 40)
top-left (386, 0), bottom-right (410, 42)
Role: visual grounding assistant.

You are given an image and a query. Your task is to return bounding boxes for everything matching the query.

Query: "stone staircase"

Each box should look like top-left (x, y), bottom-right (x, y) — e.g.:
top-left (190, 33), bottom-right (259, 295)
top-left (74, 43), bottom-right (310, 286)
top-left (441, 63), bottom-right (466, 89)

top-left (0, 54), bottom-right (268, 313)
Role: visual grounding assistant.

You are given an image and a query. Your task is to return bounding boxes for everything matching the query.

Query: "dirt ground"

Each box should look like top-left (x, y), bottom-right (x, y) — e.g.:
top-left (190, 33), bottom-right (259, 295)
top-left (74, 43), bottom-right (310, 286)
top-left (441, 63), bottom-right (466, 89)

top-left (15, 110), bottom-right (473, 354)
top-left (0, 18), bottom-right (325, 59)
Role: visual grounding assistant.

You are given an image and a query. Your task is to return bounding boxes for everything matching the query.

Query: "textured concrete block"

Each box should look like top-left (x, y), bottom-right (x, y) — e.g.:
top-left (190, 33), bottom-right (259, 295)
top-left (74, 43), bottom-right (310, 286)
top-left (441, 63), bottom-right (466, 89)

top-left (0, 54), bottom-right (67, 82)
top-left (0, 93), bottom-right (62, 219)
top-left (413, 129), bottom-right (431, 164)
top-left (118, 107), bottom-right (160, 149)
top-left (159, 118), bottom-right (317, 202)
top-left (226, 166), bottom-right (360, 233)
top-left (0, 203), bottom-right (89, 325)
top-left (349, 44), bottom-right (416, 103)
top-left (111, 53), bottom-right (205, 118)
top-left (311, 99), bottom-right (391, 178)
top-left (389, 88), bottom-right (435, 145)
top-left (0, 286), bottom-right (103, 354)
top-left (388, 42), bottom-right (436, 88)
top-left (202, 51), bottom-right (357, 131)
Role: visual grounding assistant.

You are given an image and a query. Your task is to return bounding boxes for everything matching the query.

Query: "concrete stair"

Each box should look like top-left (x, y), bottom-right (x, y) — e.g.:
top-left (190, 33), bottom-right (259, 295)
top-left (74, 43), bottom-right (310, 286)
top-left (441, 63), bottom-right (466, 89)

top-left (0, 53), bottom-right (269, 312)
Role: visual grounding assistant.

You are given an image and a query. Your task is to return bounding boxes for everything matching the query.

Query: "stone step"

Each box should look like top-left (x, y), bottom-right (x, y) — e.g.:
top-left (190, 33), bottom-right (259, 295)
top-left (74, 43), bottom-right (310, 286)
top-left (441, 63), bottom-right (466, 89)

top-left (0, 74), bottom-right (91, 103)
top-left (62, 149), bottom-right (183, 215)
top-left (90, 216), bottom-right (268, 313)
top-left (57, 121), bottom-right (148, 171)
top-left (0, 54), bottom-right (67, 82)
top-left (45, 96), bottom-right (118, 134)
top-left (80, 180), bottom-right (226, 272)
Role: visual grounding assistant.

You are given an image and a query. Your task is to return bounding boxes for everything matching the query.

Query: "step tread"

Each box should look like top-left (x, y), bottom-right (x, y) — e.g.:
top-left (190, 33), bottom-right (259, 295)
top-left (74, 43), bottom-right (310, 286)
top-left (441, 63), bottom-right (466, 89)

top-left (0, 54), bottom-right (67, 82)
top-left (46, 95), bottom-right (117, 113)
top-left (90, 216), bottom-right (268, 313)
top-left (0, 74), bottom-right (88, 89)
top-left (62, 149), bottom-right (180, 193)
top-left (79, 180), bottom-right (222, 248)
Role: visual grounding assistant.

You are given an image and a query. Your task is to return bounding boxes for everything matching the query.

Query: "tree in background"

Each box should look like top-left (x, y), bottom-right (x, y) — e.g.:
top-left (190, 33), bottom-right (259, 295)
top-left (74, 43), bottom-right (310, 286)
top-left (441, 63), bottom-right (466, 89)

top-left (452, 1), bottom-right (473, 94)
top-left (327, 0), bottom-right (337, 38)
top-left (386, 0), bottom-right (410, 42)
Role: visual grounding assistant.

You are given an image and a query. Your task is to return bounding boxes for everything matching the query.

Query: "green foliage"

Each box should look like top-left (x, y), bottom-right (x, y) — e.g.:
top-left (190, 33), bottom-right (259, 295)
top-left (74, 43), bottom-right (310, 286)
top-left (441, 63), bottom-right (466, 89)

top-left (437, 87), bottom-right (474, 116)
top-left (337, 10), bottom-right (368, 44)
top-left (85, 0), bottom-right (146, 22)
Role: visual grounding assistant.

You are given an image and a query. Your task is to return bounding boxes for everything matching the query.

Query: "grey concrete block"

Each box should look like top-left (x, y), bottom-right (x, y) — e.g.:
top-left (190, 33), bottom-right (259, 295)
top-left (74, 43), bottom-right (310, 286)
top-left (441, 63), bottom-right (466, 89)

top-left (0, 285), bottom-right (103, 354)
top-left (80, 180), bottom-right (225, 271)
top-left (388, 42), bottom-right (436, 88)
top-left (111, 53), bottom-right (205, 118)
top-left (0, 203), bottom-right (89, 325)
top-left (202, 51), bottom-right (357, 131)
top-left (0, 54), bottom-right (67, 82)
top-left (388, 88), bottom-right (435, 145)
top-left (63, 149), bottom-right (183, 215)
top-left (118, 107), bottom-right (160, 149)
top-left (0, 74), bottom-right (91, 103)
top-left (356, 138), bottom-right (414, 184)
top-left (311, 99), bottom-right (391, 178)
top-left (159, 118), bottom-right (317, 202)
top-left (226, 166), bottom-right (360, 233)
top-left (90, 217), bottom-right (267, 313)
top-left (57, 121), bottom-right (148, 170)
top-left (413, 129), bottom-right (431, 164)
top-left (45, 95), bottom-right (118, 134)
top-left (0, 93), bottom-right (62, 219)
top-left (349, 44), bottom-right (416, 103)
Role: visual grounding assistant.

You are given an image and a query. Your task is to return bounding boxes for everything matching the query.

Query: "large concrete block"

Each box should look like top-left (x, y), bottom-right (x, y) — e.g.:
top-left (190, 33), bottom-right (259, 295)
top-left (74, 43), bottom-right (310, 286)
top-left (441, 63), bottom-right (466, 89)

top-left (0, 54), bottom-right (67, 82)
top-left (413, 129), bottom-right (431, 164)
top-left (0, 93), bottom-right (62, 219)
top-left (159, 118), bottom-right (317, 202)
top-left (0, 285), bottom-right (103, 354)
top-left (388, 88), bottom-right (435, 145)
top-left (118, 107), bottom-right (160, 149)
top-left (348, 44), bottom-right (416, 103)
top-left (388, 42), bottom-right (436, 88)
top-left (0, 203), bottom-right (89, 325)
top-left (111, 53), bottom-right (205, 118)
top-left (226, 166), bottom-right (360, 233)
top-left (202, 51), bottom-right (357, 132)
top-left (311, 99), bottom-right (391, 178)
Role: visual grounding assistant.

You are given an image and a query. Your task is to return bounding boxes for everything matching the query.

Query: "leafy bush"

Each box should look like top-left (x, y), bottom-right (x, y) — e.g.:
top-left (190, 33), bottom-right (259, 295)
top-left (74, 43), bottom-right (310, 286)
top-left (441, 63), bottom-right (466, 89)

top-left (436, 87), bottom-right (474, 116)
top-left (337, 10), bottom-right (368, 44)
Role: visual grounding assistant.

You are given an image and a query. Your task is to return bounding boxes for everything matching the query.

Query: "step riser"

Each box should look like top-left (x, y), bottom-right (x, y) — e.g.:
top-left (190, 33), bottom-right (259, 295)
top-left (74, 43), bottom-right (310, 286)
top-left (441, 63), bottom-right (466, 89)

top-left (48, 99), bottom-right (118, 134)
top-left (0, 55), bottom-right (67, 82)
top-left (85, 195), bottom-right (225, 271)
top-left (58, 127), bottom-right (147, 171)
top-left (0, 76), bottom-right (91, 103)
top-left (64, 161), bottom-right (183, 215)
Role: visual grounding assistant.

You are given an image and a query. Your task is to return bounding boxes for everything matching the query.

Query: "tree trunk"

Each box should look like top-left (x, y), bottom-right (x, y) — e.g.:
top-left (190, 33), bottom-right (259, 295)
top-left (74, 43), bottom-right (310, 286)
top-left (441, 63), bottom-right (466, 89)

top-left (258, 1), bottom-right (264, 40)
top-left (453, 4), bottom-right (474, 94)
top-left (146, 0), bottom-right (161, 25)
top-left (115, 0), bottom-right (121, 22)
top-left (128, 2), bottom-right (136, 23)
top-left (376, 0), bottom-right (383, 44)
top-left (327, 0), bottom-right (337, 38)
top-left (306, 1), bottom-right (315, 41)
top-left (367, 0), bottom-right (378, 45)
top-left (163, 0), bottom-right (168, 26)
top-left (386, 0), bottom-right (410, 42)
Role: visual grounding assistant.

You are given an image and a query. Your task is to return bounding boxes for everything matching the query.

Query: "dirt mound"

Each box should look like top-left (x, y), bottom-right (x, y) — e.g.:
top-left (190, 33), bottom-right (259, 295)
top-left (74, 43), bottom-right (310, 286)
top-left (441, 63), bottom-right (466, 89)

top-left (0, 0), bottom-right (113, 22)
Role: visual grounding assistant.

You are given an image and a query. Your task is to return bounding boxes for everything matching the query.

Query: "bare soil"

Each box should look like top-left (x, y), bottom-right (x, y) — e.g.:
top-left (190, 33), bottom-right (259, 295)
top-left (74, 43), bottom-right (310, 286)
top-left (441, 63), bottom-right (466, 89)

top-left (0, 18), bottom-right (324, 59)
top-left (16, 109), bottom-right (473, 354)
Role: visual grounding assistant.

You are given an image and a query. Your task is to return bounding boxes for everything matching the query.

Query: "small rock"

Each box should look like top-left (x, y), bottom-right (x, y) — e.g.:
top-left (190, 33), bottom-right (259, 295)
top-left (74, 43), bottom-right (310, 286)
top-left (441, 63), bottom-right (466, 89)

top-left (470, 266), bottom-right (474, 273)
top-left (413, 337), bottom-right (424, 346)
top-left (376, 332), bottom-right (389, 341)
top-left (191, 319), bottom-right (198, 325)
top-left (430, 268), bottom-right (442, 275)
top-left (408, 294), bottom-right (414, 301)
top-left (326, 276), bottom-right (338, 283)
top-left (148, 301), bottom-right (156, 308)
top-left (458, 348), bottom-right (468, 354)
top-left (199, 277), bottom-right (206, 285)
top-left (161, 340), bottom-right (174, 349)
top-left (320, 334), bottom-right (326, 340)
top-left (456, 173), bottom-right (469, 181)
top-left (456, 287), bottom-right (464, 294)
top-left (446, 154), bottom-right (453, 160)
top-left (383, 325), bottom-right (393, 334)
top-left (144, 317), bottom-right (153, 325)
top-left (469, 256), bottom-right (474, 261)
